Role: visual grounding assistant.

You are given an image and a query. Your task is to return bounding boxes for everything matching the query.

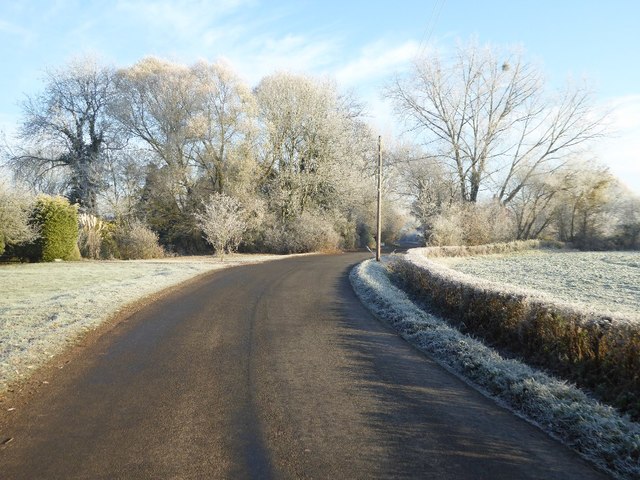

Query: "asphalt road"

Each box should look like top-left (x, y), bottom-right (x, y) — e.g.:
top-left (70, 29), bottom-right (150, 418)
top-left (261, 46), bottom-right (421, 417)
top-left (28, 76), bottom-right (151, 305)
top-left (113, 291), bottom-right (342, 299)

top-left (1, 253), bottom-right (607, 479)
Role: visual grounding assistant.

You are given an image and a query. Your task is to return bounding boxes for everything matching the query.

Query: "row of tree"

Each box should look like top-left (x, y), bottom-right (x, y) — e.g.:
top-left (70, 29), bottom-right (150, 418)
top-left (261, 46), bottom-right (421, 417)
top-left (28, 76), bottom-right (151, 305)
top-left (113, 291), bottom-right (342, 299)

top-left (385, 44), bottom-right (639, 249)
top-left (4, 57), bottom-right (394, 255)
top-left (2, 43), bottom-right (638, 257)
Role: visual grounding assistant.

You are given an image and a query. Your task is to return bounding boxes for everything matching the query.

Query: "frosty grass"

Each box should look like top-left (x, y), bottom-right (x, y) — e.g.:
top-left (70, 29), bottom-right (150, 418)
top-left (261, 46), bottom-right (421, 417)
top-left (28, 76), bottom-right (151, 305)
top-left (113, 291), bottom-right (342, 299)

top-left (440, 250), bottom-right (640, 319)
top-left (0, 254), bottom-right (286, 393)
top-left (350, 258), bottom-right (640, 480)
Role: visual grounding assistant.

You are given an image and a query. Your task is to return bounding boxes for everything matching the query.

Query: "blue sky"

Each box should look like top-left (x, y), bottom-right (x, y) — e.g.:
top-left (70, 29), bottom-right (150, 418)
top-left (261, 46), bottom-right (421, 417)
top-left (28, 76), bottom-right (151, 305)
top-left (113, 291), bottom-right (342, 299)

top-left (1, 0), bottom-right (639, 191)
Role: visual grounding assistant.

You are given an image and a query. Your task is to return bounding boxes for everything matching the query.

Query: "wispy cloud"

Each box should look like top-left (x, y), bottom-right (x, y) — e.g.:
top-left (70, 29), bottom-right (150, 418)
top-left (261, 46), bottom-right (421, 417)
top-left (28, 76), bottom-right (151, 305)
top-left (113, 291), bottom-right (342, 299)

top-left (0, 18), bottom-right (34, 45)
top-left (335, 39), bottom-right (421, 87)
top-left (115, 0), bottom-right (254, 38)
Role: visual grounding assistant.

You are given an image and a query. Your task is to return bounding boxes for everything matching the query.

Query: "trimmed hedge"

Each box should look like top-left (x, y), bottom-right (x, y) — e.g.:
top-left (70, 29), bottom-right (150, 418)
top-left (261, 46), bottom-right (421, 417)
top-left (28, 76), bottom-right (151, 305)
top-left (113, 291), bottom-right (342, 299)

top-left (392, 244), bottom-right (640, 420)
top-left (22, 196), bottom-right (80, 262)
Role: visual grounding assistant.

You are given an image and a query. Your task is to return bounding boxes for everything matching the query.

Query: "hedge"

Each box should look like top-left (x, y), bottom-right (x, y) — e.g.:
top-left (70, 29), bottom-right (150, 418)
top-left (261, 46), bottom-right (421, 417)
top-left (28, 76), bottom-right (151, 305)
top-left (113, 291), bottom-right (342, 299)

top-left (392, 244), bottom-right (640, 420)
top-left (21, 196), bottom-right (80, 262)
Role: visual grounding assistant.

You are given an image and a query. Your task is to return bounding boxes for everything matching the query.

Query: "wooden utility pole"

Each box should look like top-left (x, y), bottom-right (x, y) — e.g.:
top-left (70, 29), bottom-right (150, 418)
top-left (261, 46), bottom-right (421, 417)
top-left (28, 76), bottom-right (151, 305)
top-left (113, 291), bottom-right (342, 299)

top-left (376, 135), bottom-right (382, 262)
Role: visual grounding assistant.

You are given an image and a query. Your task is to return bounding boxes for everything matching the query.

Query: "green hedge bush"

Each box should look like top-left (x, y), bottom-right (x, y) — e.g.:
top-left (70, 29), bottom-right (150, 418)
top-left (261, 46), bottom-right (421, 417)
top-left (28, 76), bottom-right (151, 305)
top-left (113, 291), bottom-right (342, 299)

top-left (22, 196), bottom-right (80, 262)
top-left (392, 243), bottom-right (640, 420)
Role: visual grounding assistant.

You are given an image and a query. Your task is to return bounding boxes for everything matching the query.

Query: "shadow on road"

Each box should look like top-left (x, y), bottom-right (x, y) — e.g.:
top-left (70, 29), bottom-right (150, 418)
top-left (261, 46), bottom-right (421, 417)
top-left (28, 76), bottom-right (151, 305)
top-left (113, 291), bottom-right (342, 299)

top-left (328, 262), bottom-right (603, 480)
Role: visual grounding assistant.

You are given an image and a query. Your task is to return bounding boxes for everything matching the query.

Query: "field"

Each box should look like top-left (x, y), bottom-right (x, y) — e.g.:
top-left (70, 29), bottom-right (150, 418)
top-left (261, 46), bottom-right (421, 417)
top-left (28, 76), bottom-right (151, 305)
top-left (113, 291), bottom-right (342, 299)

top-left (0, 254), bottom-right (288, 392)
top-left (440, 250), bottom-right (640, 319)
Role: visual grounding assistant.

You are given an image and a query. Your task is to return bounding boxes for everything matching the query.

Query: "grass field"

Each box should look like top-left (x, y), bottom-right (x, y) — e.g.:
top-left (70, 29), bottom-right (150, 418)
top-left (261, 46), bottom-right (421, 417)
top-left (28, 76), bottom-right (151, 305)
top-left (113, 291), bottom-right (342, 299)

top-left (0, 254), bottom-right (288, 392)
top-left (439, 250), bottom-right (640, 319)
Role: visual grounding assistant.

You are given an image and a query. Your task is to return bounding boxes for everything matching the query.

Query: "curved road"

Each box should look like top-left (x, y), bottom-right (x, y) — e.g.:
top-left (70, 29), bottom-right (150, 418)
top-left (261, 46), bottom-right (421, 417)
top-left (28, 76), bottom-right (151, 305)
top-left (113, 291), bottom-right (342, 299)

top-left (1, 253), bottom-right (606, 479)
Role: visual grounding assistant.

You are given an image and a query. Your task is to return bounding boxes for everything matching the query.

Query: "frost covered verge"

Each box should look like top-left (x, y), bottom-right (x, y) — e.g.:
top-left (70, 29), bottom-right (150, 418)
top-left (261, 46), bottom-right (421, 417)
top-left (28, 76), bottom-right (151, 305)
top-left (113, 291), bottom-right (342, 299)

top-left (350, 259), bottom-right (640, 479)
top-left (0, 254), bottom-right (286, 392)
top-left (396, 246), bottom-right (640, 422)
top-left (441, 249), bottom-right (640, 319)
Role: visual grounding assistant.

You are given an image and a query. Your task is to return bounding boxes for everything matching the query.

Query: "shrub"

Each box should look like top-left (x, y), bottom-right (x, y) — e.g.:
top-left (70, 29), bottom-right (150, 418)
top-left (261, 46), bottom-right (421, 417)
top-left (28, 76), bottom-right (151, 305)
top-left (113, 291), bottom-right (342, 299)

top-left (0, 183), bottom-right (38, 255)
top-left (113, 220), bottom-right (165, 260)
top-left (392, 243), bottom-right (640, 420)
top-left (18, 195), bottom-right (79, 262)
top-left (194, 193), bottom-right (247, 258)
top-left (263, 211), bottom-right (341, 254)
top-left (77, 213), bottom-right (106, 259)
top-left (428, 201), bottom-right (515, 246)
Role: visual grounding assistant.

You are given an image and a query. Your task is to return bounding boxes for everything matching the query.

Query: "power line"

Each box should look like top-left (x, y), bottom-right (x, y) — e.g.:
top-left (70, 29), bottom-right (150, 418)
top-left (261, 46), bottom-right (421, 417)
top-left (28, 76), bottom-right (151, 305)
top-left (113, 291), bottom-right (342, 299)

top-left (416, 0), bottom-right (447, 59)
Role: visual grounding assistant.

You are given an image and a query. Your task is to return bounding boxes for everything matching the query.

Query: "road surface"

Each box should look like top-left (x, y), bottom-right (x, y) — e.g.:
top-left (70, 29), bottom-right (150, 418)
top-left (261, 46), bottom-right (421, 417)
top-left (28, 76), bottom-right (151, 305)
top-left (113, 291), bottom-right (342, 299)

top-left (0, 253), bottom-right (607, 479)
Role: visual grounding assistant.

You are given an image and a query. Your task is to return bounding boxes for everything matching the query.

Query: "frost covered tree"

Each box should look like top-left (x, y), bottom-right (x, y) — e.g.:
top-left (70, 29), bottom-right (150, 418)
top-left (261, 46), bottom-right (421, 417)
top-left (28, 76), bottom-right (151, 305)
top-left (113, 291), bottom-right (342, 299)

top-left (194, 193), bottom-right (247, 258)
top-left (387, 42), bottom-right (606, 204)
top-left (0, 183), bottom-right (38, 255)
top-left (189, 61), bottom-right (256, 194)
top-left (111, 57), bottom-right (198, 208)
top-left (255, 73), bottom-right (373, 221)
top-left (111, 58), bottom-right (258, 252)
top-left (554, 162), bottom-right (615, 246)
top-left (8, 56), bottom-right (119, 214)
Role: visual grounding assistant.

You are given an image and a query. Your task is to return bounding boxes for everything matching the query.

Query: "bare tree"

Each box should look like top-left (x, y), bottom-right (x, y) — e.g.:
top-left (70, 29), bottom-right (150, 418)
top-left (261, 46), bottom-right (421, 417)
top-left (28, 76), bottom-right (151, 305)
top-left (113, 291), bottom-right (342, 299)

top-left (111, 57), bottom-right (198, 211)
top-left (8, 56), bottom-right (118, 213)
top-left (189, 61), bottom-right (256, 194)
top-left (387, 42), bottom-right (606, 204)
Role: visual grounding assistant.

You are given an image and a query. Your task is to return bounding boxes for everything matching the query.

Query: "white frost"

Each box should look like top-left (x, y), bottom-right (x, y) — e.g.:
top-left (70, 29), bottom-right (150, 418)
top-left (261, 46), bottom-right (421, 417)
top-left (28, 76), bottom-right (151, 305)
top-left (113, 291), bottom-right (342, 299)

top-left (350, 259), bottom-right (640, 480)
top-left (0, 254), bottom-right (290, 392)
top-left (441, 250), bottom-right (640, 319)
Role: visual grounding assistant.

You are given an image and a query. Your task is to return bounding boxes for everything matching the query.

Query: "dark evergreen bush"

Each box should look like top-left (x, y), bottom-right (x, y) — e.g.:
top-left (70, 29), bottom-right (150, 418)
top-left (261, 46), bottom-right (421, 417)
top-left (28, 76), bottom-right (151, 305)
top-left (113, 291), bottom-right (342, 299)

top-left (25, 196), bottom-right (79, 262)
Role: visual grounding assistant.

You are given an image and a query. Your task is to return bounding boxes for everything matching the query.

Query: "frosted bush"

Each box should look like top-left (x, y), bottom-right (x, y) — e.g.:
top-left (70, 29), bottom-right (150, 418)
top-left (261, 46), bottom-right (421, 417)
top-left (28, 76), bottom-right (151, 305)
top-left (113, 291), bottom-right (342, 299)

top-left (194, 193), bottom-right (247, 258)
top-left (263, 211), bottom-right (341, 253)
top-left (428, 201), bottom-right (515, 246)
top-left (77, 213), bottom-right (105, 259)
top-left (114, 220), bottom-right (164, 260)
top-left (0, 182), bottom-right (38, 255)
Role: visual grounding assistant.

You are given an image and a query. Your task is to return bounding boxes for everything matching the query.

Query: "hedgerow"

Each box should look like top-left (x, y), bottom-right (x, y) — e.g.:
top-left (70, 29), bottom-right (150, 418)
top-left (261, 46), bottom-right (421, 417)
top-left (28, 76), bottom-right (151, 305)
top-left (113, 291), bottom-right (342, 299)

top-left (391, 243), bottom-right (640, 421)
top-left (350, 259), bottom-right (640, 479)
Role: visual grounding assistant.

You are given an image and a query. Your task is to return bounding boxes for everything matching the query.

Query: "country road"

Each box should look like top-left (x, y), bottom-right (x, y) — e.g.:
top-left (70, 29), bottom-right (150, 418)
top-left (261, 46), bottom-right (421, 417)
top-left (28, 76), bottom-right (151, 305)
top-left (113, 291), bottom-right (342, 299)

top-left (0, 253), bottom-right (606, 479)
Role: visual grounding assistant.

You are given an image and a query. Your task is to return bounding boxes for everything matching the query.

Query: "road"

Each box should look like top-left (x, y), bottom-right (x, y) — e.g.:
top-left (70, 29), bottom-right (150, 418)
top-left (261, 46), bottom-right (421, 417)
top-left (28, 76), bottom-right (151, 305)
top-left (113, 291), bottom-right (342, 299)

top-left (1, 253), bottom-right (606, 479)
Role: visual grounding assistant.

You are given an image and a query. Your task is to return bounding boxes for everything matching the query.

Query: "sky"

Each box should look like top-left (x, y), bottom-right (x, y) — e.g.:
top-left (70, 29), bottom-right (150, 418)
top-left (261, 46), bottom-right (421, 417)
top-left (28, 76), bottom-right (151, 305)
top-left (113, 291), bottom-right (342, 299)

top-left (1, 0), bottom-right (639, 192)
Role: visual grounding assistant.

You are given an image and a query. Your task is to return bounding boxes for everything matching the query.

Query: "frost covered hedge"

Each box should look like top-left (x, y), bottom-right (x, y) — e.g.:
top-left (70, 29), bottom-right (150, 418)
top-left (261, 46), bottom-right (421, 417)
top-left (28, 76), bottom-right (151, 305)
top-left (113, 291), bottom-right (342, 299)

top-left (392, 244), bottom-right (640, 421)
top-left (350, 259), bottom-right (640, 479)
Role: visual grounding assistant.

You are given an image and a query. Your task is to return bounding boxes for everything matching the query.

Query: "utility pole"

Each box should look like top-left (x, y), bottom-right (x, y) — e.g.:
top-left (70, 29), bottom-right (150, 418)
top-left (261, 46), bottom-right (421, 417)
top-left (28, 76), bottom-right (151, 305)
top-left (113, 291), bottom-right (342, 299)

top-left (376, 135), bottom-right (382, 262)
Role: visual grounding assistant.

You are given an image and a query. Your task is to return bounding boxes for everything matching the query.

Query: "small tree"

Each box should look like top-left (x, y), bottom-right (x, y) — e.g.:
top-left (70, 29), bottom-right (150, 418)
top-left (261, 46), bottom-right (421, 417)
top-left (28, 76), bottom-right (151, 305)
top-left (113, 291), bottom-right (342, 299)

top-left (25, 195), bottom-right (79, 262)
top-left (195, 193), bottom-right (247, 258)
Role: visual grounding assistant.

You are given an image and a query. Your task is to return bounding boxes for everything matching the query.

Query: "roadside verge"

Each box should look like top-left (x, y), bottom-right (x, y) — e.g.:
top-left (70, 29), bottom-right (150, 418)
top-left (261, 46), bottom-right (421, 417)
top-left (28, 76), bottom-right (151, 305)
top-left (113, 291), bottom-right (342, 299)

top-left (350, 258), bottom-right (640, 480)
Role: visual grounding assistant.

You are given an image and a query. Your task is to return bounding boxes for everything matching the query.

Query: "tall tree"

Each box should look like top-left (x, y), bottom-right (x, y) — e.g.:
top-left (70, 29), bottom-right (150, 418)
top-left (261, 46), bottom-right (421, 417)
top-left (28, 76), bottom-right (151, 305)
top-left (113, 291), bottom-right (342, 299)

top-left (255, 72), bottom-right (371, 220)
top-left (111, 57), bottom-right (198, 211)
top-left (387, 42), bottom-right (606, 204)
top-left (9, 56), bottom-right (118, 213)
top-left (189, 61), bottom-right (256, 195)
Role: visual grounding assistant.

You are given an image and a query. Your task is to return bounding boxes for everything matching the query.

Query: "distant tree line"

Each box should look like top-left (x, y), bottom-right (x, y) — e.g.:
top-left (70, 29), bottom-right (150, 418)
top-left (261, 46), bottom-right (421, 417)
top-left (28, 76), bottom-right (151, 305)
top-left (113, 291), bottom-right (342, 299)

top-left (3, 56), bottom-right (402, 258)
top-left (385, 42), bottom-right (640, 250)
top-left (2, 42), bottom-right (638, 259)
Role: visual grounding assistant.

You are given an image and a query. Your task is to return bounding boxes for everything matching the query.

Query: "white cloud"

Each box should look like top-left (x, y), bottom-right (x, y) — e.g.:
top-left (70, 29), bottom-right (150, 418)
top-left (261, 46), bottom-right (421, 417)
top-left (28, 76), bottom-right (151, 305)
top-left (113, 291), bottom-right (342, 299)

top-left (335, 39), bottom-right (421, 87)
top-left (594, 95), bottom-right (640, 193)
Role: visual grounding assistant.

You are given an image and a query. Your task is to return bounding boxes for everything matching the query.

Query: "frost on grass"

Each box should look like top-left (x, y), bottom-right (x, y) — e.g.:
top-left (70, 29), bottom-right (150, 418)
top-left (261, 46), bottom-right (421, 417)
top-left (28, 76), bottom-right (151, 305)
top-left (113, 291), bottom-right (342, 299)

top-left (0, 254), bottom-right (285, 392)
top-left (350, 259), bottom-right (640, 480)
top-left (441, 250), bottom-right (640, 319)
